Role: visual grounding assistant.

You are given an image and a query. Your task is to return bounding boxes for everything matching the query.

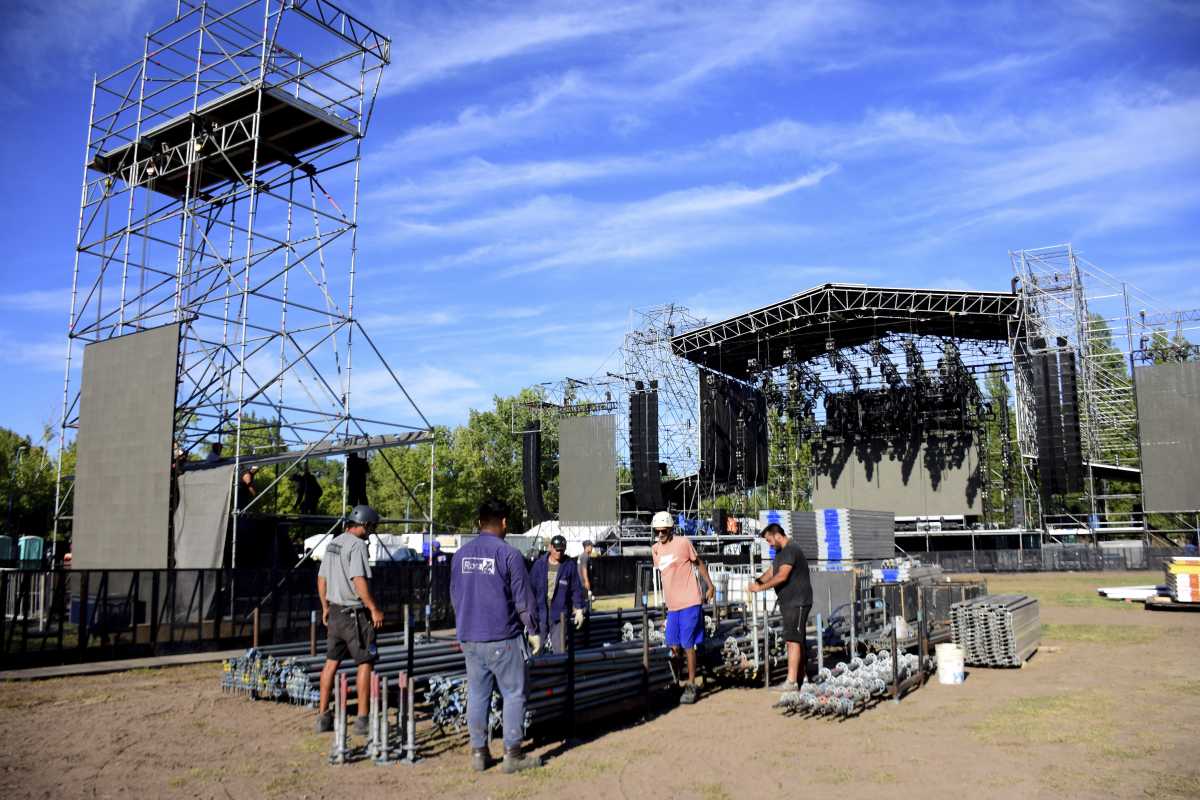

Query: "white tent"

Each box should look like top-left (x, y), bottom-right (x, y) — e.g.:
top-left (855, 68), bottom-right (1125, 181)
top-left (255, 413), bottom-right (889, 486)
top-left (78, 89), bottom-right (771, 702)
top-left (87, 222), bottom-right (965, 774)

top-left (522, 520), bottom-right (612, 557)
top-left (302, 532), bottom-right (419, 564)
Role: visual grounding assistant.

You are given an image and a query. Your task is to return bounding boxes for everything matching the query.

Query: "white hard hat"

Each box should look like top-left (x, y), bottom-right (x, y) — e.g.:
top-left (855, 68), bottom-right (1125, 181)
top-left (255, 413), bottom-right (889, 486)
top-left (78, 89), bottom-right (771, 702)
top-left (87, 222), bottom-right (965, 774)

top-left (650, 511), bottom-right (674, 530)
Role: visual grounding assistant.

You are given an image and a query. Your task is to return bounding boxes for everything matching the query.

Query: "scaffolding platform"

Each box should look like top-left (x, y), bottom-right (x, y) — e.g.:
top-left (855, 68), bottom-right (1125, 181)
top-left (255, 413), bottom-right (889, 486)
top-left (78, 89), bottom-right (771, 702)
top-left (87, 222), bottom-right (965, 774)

top-left (89, 84), bottom-right (358, 200)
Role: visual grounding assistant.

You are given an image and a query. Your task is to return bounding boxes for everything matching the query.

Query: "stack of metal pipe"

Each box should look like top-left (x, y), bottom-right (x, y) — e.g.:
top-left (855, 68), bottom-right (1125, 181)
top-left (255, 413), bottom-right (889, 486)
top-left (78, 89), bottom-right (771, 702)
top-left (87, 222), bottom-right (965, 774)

top-left (950, 594), bottom-right (1039, 667)
top-left (775, 651), bottom-right (921, 717)
top-left (221, 637), bottom-right (467, 705)
top-left (524, 643), bottom-right (674, 730)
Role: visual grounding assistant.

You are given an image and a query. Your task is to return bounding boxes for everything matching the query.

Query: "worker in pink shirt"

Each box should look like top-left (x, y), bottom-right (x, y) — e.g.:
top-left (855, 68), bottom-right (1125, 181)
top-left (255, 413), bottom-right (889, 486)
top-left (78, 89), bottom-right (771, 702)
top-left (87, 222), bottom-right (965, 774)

top-left (650, 511), bottom-right (715, 704)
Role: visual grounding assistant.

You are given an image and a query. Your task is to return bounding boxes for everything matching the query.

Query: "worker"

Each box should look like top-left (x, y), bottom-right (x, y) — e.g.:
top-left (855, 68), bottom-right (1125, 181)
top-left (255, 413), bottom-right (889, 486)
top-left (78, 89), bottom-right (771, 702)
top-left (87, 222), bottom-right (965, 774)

top-left (315, 505), bottom-right (384, 735)
top-left (530, 534), bottom-right (585, 652)
top-left (578, 539), bottom-right (596, 602)
top-left (204, 441), bottom-right (223, 463)
top-left (450, 498), bottom-right (542, 774)
top-left (346, 452), bottom-right (369, 506)
top-left (651, 510), bottom-right (715, 704)
top-left (748, 522), bottom-right (813, 692)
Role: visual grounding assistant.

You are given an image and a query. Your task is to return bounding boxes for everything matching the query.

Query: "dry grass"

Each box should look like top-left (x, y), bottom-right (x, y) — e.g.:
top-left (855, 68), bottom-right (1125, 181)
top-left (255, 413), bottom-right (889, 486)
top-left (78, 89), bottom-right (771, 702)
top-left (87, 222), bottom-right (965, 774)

top-left (1041, 623), bottom-right (1163, 645)
top-left (972, 690), bottom-right (1113, 748)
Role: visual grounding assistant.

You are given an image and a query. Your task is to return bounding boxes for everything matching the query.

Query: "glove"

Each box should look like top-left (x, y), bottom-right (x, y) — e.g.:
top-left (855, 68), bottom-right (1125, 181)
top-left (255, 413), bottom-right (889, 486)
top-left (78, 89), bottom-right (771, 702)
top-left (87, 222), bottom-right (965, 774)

top-left (588, 591), bottom-right (595, 603)
top-left (527, 634), bottom-right (542, 654)
top-left (573, 608), bottom-right (585, 629)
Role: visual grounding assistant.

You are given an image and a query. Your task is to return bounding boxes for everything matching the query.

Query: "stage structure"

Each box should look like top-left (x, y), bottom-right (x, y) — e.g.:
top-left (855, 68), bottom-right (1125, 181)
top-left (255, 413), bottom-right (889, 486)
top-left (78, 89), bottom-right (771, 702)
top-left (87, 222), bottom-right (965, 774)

top-left (672, 284), bottom-right (1022, 528)
top-left (1010, 245), bottom-right (1200, 540)
top-left (55, 0), bottom-right (433, 567)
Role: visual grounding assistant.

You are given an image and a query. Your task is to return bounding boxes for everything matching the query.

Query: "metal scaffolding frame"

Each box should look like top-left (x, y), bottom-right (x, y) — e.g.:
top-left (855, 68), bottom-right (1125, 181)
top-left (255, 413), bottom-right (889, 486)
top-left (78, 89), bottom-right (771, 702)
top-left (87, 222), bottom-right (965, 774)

top-left (1010, 244), bottom-right (1200, 539)
top-left (54, 0), bottom-right (433, 561)
top-left (622, 305), bottom-right (705, 512)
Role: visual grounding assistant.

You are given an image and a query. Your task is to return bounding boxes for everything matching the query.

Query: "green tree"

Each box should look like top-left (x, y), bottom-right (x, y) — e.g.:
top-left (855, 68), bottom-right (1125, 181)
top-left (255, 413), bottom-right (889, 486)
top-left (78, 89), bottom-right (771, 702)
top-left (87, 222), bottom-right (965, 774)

top-left (1, 426), bottom-right (60, 538)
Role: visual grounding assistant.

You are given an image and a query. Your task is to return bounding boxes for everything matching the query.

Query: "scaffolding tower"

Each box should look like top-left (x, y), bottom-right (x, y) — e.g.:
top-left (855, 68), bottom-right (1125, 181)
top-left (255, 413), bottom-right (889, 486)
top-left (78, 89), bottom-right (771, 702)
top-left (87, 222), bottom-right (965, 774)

top-left (1010, 244), bottom-right (1199, 538)
top-left (54, 0), bottom-right (432, 557)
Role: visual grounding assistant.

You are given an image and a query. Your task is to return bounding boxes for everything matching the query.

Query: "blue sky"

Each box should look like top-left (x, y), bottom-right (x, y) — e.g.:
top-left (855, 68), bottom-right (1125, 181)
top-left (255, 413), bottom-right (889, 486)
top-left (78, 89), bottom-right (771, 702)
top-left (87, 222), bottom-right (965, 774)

top-left (0, 0), bottom-right (1198, 442)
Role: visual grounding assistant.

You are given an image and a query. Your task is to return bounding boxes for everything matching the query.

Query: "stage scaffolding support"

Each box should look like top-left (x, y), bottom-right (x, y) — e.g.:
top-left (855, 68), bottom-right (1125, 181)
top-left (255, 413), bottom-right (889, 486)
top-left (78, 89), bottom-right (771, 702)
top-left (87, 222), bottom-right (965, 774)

top-left (1010, 244), bottom-right (1197, 540)
top-left (53, 0), bottom-right (432, 562)
top-left (622, 305), bottom-right (705, 514)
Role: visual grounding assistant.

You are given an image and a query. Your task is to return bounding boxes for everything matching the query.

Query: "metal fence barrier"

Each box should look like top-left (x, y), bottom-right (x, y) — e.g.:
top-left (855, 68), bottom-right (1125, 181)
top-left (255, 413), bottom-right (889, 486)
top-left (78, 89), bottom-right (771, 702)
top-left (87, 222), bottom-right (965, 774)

top-left (0, 563), bottom-right (453, 671)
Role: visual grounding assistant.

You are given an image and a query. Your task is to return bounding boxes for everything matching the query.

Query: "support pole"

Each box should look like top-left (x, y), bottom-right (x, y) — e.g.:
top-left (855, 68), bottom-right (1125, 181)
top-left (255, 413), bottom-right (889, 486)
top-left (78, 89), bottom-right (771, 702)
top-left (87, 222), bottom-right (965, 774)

top-left (815, 612), bottom-right (823, 674)
top-left (309, 610), bottom-right (317, 657)
top-left (252, 607), bottom-right (260, 649)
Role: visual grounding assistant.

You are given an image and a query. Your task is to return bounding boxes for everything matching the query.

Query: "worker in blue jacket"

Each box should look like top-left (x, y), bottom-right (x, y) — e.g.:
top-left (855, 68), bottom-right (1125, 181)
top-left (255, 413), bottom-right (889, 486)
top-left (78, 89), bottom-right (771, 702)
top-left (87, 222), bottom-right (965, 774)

top-left (529, 534), bottom-right (586, 653)
top-left (450, 497), bottom-right (541, 775)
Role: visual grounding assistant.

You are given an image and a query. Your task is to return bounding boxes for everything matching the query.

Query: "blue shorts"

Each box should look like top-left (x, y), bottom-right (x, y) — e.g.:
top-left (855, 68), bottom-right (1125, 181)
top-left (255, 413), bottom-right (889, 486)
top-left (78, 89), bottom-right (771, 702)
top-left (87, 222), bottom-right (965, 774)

top-left (665, 604), bottom-right (704, 649)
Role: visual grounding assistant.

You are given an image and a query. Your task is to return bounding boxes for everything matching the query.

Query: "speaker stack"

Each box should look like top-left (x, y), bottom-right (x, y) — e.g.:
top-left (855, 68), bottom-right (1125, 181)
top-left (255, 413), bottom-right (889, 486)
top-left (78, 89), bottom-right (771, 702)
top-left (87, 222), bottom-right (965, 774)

top-left (522, 421), bottom-right (551, 525)
top-left (629, 382), bottom-right (664, 511)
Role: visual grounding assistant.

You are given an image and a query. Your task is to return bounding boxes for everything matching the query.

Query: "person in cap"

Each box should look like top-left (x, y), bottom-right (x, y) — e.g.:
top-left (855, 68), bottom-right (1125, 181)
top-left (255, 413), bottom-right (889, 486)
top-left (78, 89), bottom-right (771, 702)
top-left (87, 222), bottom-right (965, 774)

top-left (650, 510), bottom-right (715, 704)
top-left (530, 534), bottom-right (586, 653)
top-left (315, 505), bottom-right (384, 735)
top-left (578, 540), bottom-right (596, 602)
top-left (748, 522), bottom-right (813, 692)
top-left (451, 498), bottom-right (542, 774)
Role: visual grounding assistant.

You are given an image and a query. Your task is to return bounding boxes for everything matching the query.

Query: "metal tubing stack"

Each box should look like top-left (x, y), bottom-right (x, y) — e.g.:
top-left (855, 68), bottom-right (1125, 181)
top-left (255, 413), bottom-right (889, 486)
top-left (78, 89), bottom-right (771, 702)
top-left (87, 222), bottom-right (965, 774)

top-left (951, 594), bottom-right (1039, 667)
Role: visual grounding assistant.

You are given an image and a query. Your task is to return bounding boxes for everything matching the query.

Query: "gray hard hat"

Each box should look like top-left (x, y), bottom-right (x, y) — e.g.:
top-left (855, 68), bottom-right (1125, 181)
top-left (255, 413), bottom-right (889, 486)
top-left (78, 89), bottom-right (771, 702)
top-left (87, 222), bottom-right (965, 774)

top-left (347, 505), bottom-right (380, 526)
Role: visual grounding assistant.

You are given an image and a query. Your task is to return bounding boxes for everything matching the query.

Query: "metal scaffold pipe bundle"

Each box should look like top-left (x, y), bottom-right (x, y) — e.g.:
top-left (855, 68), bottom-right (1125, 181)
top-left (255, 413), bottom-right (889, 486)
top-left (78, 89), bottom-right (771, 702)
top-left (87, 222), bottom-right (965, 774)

top-left (221, 637), bottom-right (467, 705)
top-left (950, 594), bottom-right (1040, 667)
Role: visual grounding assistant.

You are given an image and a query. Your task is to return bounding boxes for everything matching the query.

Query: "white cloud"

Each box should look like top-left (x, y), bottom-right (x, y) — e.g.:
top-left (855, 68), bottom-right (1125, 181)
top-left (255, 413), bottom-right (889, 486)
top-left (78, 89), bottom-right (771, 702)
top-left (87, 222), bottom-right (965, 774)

top-left (381, 3), bottom-right (650, 94)
top-left (376, 72), bottom-right (585, 164)
top-left (0, 0), bottom-right (154, 85)
top-left (0, 288), bottom-right (71, 313)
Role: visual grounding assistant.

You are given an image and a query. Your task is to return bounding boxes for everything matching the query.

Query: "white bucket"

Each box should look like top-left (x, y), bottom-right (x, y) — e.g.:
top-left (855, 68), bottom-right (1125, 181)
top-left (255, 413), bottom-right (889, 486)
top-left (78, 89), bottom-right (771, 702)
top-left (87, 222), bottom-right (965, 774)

top-left (935, 643), bottom-right (965, 685)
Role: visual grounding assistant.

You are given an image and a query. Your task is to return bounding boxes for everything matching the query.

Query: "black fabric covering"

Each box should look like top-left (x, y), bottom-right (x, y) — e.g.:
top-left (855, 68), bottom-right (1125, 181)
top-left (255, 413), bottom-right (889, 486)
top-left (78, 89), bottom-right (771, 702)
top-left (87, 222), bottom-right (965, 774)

top-left (700, 369), bottom-right (769, 488)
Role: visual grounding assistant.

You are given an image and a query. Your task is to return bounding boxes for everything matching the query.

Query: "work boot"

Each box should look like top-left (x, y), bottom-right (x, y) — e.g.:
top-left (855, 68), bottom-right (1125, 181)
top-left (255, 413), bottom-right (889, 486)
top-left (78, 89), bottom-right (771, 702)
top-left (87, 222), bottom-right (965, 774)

top-left (471, 747), bottom-right (493, 772)
top-left (502, 747), bottom-right (542, 774)
top-left (353, 716), bottom-right (370, 736)
top-left (771, 680), bottom-right (800, 693)
top-left (315, 711), bottom-right (333, 733)
top-left (679, 683), bottom-right (699, 704)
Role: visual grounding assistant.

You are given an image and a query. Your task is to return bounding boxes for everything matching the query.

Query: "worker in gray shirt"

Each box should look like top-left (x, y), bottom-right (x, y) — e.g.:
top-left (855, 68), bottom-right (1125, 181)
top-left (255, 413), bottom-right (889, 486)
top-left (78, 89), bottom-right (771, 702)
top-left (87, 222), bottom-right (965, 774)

top-left (315, 505), bottom-right (384, 735)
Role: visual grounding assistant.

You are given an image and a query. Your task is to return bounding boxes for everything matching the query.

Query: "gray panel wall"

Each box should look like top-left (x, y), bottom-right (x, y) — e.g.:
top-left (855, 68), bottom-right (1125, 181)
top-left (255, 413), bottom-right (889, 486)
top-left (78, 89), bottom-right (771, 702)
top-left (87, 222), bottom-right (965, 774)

top-left (72, 325), bottom-right (179, 569)
top-left (1136, 361), bottom-right (1200, 512)
top-left (812, 438), bottom-right (982, 516)
top-left (559, 415), bottom-right (617, 524)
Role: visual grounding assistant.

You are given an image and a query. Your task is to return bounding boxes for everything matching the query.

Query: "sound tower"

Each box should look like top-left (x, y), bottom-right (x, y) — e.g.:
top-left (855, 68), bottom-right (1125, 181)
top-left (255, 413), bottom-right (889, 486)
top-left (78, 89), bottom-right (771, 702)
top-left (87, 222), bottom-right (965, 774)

top-left (712, 508), bottom-right (728, 535)
top-left (1057, 346), bottom-right (1084, 493)
top-left (629, 384), bottom-right (664, 510)
top-left (1028, 349), bottom-right (1058, 506)
top-left (521, 421), bottom-right (550, 525)
top-left (1043, 350), bottom-right (1066, 494)
top-left (700, 369), bottom-right (769, 488)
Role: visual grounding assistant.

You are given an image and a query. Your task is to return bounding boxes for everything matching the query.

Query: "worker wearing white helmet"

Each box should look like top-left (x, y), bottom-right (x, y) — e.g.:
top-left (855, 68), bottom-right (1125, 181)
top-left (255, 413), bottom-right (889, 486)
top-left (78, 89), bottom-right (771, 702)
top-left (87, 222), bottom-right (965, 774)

top-left (650, 510), bottom-right (715, 704)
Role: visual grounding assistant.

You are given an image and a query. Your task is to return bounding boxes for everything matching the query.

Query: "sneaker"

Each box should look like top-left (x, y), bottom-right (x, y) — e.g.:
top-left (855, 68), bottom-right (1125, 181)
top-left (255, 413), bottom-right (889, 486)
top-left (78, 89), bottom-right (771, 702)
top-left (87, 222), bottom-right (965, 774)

top-left (679, 684), bottom-right (699, 704)
top-left (315, 712), bottom-right (333, 734)
top-left (352, 716), bottom-right (370, 737)
top-left (502, 748), bottom-right (542, 774)
top-left (771, 680), bottom-right (800, 693)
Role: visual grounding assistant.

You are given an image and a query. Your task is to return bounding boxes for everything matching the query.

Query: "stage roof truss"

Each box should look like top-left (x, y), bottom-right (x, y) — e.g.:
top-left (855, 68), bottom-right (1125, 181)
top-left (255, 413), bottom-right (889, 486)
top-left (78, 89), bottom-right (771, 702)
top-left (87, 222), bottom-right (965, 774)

top-left (670, 283), bottom-right (1023, 378)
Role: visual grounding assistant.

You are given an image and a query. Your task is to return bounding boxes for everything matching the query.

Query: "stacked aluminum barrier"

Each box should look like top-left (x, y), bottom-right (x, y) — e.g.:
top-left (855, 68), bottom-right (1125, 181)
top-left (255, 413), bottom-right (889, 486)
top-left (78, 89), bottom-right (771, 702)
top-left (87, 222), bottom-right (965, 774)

top-left (950, 594), bottom-right (1039, 667)
top-left (775, 651), bottom-right (921, 717)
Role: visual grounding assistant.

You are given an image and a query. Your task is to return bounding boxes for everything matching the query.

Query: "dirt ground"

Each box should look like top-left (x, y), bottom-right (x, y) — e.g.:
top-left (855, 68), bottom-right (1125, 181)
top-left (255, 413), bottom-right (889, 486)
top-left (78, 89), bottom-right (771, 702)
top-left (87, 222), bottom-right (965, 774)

top-left (2, 570), bottom-right (1199, 800)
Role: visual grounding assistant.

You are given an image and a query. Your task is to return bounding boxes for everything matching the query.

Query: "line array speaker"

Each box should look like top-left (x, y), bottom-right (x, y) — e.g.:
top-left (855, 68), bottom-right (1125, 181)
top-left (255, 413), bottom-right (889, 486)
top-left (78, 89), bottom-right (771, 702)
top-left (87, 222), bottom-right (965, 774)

top-left (629, 388), bottom-right (664, 510)
top-left (522, 421), bottom-right (550, 525)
